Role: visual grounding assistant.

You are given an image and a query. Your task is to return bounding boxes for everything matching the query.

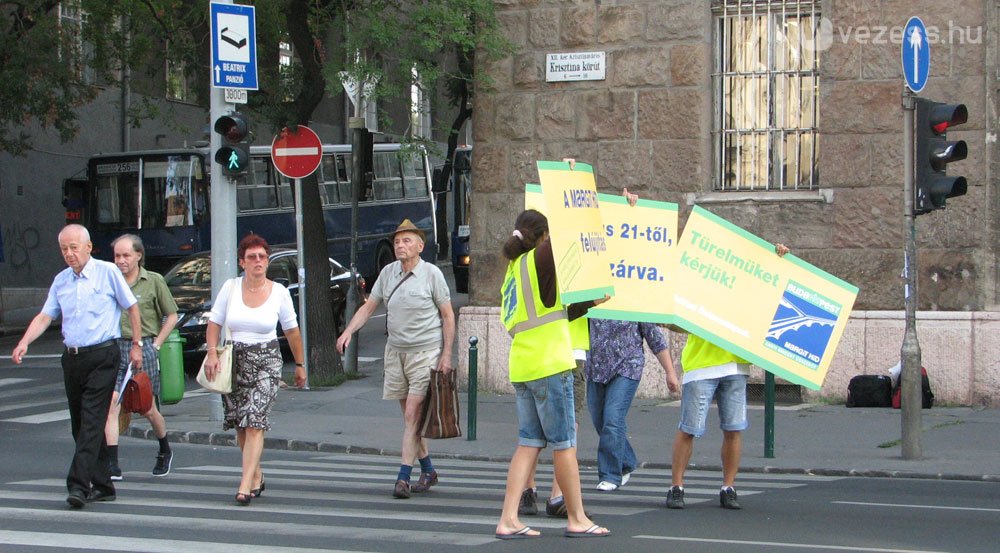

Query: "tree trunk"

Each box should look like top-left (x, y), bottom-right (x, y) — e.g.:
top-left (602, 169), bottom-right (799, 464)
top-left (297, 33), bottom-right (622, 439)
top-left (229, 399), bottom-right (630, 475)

top-left (287, 0), bottom-right (343, 380)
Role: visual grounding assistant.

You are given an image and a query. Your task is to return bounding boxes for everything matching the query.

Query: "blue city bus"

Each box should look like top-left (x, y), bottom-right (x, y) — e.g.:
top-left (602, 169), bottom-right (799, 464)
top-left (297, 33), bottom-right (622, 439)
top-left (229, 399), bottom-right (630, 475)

top-left (69, 143), bottom-right (438, 284)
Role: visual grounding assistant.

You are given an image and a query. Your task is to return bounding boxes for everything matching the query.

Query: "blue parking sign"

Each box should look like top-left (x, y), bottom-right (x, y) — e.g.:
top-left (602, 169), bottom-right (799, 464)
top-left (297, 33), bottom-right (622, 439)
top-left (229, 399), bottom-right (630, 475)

top-left (210, 2), bottom-right (258, 90)
top-left (901, 17), bottom-right (930, 93)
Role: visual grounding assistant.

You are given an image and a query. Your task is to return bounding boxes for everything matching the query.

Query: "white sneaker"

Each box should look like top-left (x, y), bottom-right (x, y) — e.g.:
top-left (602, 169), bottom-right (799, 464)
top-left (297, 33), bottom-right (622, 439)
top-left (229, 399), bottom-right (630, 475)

top-left (621, 471), bottom-right (632, 486)
top-left (596, 481), bottom-right (618, 492)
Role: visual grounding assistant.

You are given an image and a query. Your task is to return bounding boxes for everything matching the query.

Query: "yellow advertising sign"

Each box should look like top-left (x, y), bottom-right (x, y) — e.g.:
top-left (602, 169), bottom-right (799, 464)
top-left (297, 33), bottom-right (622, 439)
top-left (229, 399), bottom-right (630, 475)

top-left (534, 161), bottom-right (614, 304)
top-left (669, 206), bottom-right (859, 390)
top-left (526, 184), bottom-right (678, 322)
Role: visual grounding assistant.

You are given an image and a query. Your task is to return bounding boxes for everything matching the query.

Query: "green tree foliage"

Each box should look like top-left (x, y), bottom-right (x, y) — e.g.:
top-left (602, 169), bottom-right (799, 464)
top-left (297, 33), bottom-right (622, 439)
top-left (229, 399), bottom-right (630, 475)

top-left (3, 0), bottom-right (509, 380)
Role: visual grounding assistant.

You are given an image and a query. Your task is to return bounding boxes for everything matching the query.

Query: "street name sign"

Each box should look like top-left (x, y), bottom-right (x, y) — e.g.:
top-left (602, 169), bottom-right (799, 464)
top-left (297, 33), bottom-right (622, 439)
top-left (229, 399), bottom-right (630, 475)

top-left (210, 2), bottom-right (258, 90)
top-left (271, 126), bottom-right (323, 179)
top-left (902, 16), bottom-right (930, 93)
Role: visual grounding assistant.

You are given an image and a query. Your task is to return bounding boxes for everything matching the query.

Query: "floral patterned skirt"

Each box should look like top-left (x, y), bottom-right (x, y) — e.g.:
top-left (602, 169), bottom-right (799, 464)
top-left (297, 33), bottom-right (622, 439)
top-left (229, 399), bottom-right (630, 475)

top-left (222, 340), bottom-right (282, 431)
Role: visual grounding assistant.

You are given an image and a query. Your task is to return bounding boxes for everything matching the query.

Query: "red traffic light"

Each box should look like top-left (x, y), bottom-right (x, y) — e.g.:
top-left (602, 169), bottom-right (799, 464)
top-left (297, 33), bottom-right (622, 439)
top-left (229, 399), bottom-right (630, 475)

top-left (214, 113), bottom-right (249, 143)
top-left (928, 103), bottom-right (967, 135)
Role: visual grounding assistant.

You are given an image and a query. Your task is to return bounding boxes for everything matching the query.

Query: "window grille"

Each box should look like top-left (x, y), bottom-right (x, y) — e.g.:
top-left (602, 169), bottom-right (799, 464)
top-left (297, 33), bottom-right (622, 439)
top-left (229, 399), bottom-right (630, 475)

top-left (713, 0), bottom-right (820, 191)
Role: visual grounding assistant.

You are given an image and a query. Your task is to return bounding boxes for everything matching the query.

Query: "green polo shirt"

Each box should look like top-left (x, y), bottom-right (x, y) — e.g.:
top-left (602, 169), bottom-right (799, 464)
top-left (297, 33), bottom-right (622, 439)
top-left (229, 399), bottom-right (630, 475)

top-left (118, 267), bottom-right (178, 339)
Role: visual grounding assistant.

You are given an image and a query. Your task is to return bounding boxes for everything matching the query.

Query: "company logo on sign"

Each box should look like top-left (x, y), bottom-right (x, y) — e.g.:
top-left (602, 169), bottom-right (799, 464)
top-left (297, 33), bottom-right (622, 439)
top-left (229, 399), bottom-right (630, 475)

top-left (763, 281), bottom-right (840, 370)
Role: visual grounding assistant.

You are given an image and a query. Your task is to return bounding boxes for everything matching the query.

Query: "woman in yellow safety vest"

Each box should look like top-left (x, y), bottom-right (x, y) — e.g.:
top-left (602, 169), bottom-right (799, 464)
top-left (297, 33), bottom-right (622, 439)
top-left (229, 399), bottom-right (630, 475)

top-left (493, 209), bottom-right (610, 540)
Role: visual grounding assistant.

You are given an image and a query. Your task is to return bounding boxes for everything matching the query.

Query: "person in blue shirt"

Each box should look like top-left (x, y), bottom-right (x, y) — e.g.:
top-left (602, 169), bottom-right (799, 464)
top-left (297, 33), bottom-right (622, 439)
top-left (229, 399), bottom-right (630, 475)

top-left (11, 224), bottom-right (143, 509)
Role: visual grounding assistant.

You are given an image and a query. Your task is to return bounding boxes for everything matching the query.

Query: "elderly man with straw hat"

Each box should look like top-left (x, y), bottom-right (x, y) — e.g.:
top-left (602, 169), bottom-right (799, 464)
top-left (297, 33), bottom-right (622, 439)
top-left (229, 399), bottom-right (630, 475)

top-left (337, 219), bottom-right (455, 499)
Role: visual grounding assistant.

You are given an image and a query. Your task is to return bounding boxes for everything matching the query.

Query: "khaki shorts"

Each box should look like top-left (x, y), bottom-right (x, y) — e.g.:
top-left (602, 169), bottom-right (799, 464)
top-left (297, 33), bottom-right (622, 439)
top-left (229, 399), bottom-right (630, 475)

top-left (383, 347), bottom-right (439, 400)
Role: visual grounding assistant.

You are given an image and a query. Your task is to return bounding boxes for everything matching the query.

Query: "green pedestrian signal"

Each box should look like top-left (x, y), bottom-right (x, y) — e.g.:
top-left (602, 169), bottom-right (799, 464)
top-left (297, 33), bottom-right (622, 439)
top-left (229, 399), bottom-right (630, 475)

top-left (214, 112), bottom-right (251, 177)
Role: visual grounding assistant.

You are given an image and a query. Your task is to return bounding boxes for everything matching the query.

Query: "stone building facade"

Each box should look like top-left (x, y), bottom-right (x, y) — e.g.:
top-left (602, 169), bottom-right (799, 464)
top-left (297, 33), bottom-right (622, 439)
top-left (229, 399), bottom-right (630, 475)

top-left (470, 0), bottom-right (998, 310)
top-left (461, 0), bottom-right (1000, 405)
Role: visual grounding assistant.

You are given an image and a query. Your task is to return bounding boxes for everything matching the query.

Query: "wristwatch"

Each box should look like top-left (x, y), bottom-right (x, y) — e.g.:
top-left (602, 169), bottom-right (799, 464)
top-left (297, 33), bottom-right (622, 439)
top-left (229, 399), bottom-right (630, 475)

top-left (132, 341), bottom-right (142, 348)
top-left (153, 343), bottom-right (161, 351)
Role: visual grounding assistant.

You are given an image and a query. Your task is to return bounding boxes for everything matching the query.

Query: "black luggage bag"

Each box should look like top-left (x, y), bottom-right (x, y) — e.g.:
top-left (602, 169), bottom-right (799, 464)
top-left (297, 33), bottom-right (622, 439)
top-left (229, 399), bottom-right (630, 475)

top-left (846, 375), bottom-right (893, 407)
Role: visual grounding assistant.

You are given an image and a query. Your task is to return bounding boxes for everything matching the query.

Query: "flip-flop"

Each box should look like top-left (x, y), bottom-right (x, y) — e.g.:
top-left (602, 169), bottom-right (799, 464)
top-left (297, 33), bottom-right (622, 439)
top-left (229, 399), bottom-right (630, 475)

top-left (564, 524), bottom-right (610, 538)
top-left (496, 526), bottom-right (540, 540)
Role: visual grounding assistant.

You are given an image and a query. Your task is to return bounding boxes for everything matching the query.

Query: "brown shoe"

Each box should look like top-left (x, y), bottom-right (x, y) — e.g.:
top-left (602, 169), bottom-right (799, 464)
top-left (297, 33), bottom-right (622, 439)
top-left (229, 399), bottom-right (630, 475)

top-left (411, 470), bottom-right (438, 493)
top-left (393, 479), bottom-right (411, 499)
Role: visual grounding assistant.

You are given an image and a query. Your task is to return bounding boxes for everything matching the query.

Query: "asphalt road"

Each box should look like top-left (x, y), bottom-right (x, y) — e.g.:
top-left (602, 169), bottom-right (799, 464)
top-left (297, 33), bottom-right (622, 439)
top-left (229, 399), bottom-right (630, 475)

top-left (0, 408), bottom-right (997, 553)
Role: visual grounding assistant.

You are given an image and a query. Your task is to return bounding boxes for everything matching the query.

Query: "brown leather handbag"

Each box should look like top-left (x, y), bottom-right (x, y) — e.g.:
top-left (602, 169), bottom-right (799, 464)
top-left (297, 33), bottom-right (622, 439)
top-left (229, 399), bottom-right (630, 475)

top-left (419, 370), bottom-right (461, 439)
top-left (122, 370), bottom-right (154, 414)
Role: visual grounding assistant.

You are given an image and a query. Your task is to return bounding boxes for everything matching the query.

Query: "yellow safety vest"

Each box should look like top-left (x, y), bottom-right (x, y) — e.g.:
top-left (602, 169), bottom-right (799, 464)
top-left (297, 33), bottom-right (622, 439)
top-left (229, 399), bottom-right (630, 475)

top-left (500, 251), bottom-right (574, 383)
top-left (680, 334), bottom-right (748, 373)
top-left (569, 316), bottom-right (590, 352)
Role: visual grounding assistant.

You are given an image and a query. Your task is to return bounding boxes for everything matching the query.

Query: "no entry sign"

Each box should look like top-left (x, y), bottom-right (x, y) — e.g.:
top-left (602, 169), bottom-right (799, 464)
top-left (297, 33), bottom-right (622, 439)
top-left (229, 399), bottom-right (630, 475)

top-left (271, 126), bottom-right (322, 179)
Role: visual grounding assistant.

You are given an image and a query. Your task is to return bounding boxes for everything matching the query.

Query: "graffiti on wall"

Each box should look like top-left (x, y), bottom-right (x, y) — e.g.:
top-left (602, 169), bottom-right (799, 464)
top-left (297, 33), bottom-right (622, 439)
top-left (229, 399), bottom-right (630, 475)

top-left (2, 223), bottom-right (40, 273)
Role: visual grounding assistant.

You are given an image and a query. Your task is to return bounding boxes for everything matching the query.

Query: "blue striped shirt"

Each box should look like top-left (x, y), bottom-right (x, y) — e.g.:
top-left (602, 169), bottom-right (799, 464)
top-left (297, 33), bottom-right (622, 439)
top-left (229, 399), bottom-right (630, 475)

top-left (42, 257), bottom-right (137, 348)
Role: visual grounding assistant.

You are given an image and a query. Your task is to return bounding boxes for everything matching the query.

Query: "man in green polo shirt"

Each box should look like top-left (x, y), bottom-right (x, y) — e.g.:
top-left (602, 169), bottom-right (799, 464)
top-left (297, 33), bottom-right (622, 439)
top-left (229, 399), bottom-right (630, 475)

top-left (103, 234), bottom-right (179, 479)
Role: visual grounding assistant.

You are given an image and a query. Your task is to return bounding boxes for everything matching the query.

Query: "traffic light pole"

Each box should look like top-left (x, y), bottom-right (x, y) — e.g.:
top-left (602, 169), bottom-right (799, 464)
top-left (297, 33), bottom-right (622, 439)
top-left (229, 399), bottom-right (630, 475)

top-left (208, 68), bottom-right (238, 422)
top-left (901, 88), bottom-right (922, 459)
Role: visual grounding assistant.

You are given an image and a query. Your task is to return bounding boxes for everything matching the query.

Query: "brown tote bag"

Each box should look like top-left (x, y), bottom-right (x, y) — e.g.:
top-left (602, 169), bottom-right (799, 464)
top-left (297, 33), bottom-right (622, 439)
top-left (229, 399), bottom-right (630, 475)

top-left (419, 370), bottom-right (461, 439)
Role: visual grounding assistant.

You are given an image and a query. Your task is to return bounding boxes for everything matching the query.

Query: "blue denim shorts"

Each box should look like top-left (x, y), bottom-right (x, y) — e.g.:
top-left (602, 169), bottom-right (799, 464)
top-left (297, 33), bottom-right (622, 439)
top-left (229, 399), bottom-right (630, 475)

top-left (513, 370), bottom-right (577, 450)
top-left (678, 374), bottom-right (749, 437)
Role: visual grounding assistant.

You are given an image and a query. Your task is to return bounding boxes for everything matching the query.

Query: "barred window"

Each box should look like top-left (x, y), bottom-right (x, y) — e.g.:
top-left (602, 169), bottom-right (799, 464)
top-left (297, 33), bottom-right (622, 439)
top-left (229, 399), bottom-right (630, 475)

top-left (713, 1), bottom-right (820, 191)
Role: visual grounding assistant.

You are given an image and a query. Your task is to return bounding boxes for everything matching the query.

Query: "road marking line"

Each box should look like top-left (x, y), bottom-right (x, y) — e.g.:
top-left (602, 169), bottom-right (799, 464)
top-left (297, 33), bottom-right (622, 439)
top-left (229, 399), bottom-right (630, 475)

top-left (635, 535), bottom-right (950, 553)
top-left (0, 383), bottom-right (62, 400)
top-left (0, 398), bottom-right (65, 414)
top-left (0, 378), bottom-right (32, 387)
top-left (0, 507), bottom-right (495, 546)
top-left (0, 530), bottom-right (378, 553)
top-left (835, 500), bottom-right (1000, 513)
top-left (1, 410), bottom-right (71, 424)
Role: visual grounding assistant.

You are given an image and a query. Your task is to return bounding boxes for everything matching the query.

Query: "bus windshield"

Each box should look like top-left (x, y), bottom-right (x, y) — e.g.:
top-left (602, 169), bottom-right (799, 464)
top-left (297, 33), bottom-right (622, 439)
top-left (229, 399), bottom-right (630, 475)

top-left (92, 154), bottom-right (205, 229)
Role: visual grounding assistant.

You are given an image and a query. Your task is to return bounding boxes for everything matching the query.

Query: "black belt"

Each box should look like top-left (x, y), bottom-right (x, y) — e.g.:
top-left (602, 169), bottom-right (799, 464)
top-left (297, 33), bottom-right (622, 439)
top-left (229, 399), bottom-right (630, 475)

top-left (65, 339), bottom-right (116, 355)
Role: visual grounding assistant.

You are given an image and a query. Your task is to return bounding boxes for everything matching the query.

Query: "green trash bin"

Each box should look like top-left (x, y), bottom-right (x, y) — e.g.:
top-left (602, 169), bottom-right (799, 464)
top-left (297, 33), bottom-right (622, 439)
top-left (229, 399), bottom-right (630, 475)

top-left (159, 329), bottom-right (186, 405)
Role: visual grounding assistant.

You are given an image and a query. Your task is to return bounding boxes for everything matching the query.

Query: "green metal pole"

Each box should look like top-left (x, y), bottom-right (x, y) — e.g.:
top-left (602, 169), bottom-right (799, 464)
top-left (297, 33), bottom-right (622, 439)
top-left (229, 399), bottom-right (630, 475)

top-left (467, 336), bottom-right (478, 441)
top-left (764, 372), bottom-right (775, 458)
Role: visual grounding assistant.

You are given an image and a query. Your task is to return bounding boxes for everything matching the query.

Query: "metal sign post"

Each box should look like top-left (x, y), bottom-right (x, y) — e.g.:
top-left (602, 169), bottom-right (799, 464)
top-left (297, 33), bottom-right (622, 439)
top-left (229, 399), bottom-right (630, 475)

top-left (900, 15), bottom-right (929, 459)
top-left (271, 126), bottom-right (323, 388)
top-left (207, 0), bottom-right (239, 421)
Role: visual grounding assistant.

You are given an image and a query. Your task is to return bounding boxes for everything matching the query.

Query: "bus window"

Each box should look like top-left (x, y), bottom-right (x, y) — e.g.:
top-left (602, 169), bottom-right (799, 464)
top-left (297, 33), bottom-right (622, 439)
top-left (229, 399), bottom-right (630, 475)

top-left (373, 152), bottom-right (403, 200)
top-left (335, 154), bottom-right (354, 203)
top-left (277, 173), bottom-right (294, 208)
top-left (402, 154), bottom-right (427, 198)
top-left (238, 158), bottom-right (279, 211)
top-left (319, 156), bottom-right (339, 205)
top-left (96, 178), bottom-right (128, 225)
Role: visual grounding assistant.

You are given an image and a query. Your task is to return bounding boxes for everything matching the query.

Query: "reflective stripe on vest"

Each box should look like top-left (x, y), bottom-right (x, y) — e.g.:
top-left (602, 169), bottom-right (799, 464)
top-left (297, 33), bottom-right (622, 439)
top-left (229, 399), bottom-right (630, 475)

top-left (507, 253), bottom-right (566, 336)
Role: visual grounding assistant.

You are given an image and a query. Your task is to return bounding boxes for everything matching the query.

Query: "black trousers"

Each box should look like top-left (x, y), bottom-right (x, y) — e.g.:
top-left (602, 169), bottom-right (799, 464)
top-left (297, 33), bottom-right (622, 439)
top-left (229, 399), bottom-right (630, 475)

top-left (61, 345), bottom-right (118, 495)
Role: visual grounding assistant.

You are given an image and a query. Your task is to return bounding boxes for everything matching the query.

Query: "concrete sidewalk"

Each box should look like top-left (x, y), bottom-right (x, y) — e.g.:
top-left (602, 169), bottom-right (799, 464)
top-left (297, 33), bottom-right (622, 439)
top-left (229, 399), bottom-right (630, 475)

top-left (127, 359), bottom-right (1000, 483)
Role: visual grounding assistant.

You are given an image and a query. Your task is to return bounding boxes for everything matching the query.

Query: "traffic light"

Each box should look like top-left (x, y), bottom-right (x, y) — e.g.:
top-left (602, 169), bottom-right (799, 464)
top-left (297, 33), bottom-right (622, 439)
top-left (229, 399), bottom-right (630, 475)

top-left (914, 98), bottom-right (968, 215)
top-left (214, 112), bottom-right (251, 176)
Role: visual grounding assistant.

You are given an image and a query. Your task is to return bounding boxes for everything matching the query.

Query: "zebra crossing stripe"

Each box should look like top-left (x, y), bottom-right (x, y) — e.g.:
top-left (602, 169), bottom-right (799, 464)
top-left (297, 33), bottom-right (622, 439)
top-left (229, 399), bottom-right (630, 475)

top-left (0, 507), bottom-right (497, 547)
top-left (0, 530), bottom-right (379, 553)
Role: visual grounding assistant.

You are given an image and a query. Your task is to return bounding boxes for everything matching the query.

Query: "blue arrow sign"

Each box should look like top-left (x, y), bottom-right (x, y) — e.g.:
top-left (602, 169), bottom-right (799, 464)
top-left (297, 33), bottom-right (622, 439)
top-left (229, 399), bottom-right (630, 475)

top-left (901, 16), bottom-right (930, 93)
top-left (210, 2), bottom-right (258, 90)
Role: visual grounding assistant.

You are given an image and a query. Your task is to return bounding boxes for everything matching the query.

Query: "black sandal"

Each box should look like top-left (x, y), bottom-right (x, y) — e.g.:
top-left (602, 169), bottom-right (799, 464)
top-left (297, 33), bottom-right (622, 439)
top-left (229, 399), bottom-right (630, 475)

top-left (251, 476), bottom-right (265, 498)
top-left (235, 492), bottom-right (252, 506)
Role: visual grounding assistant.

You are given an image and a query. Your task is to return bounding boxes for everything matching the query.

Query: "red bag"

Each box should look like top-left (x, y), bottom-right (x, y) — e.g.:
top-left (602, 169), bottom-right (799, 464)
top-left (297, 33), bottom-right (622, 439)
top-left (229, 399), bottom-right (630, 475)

top-left (891, 367), bottom-right (934, 409)
top-left (122, 371), bottom-right (154, 414)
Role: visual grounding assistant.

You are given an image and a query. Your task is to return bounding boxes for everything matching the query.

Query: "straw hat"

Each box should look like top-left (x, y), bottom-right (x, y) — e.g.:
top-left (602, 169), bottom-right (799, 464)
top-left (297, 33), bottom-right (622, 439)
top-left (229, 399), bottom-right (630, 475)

top-left (391, 219), bottom-right (425, 242)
